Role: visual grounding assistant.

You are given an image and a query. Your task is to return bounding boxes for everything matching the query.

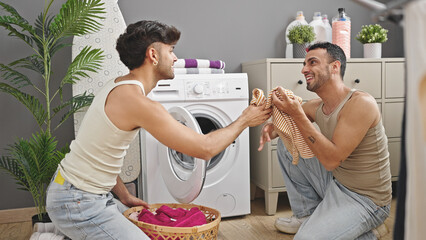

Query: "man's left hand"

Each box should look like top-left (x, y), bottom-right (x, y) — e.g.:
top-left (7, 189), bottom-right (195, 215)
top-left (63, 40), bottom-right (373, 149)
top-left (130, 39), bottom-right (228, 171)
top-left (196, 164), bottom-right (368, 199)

top-left (121, 194), bottom-right (150, 209)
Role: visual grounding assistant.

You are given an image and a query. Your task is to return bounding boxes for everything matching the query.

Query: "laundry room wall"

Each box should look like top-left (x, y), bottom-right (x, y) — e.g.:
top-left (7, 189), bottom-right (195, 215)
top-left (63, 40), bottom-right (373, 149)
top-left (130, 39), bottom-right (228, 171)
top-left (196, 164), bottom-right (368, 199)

top-left (0, 0), bottom-right (404, 210)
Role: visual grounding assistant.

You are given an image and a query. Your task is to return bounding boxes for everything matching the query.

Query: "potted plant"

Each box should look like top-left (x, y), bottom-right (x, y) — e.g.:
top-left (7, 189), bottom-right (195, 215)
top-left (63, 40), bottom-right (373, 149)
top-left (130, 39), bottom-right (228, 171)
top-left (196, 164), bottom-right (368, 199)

top-left (0, 0), bottom-right (105, 223)
top-left (356, 24), bottom-right (388, 58)
top-left (287, 24), bottom-right (315, 58)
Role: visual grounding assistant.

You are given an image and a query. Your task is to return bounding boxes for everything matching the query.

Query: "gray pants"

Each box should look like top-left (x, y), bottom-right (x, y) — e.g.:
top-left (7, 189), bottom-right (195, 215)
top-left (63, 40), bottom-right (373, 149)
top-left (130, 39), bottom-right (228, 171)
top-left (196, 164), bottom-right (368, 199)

top-left (277, 139), bottom-right (390, 240)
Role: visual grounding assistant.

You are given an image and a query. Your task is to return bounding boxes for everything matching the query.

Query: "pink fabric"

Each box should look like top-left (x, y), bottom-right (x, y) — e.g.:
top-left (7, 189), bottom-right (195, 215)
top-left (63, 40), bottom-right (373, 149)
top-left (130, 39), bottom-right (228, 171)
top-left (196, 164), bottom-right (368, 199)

top-left (137, 205), bottom-right (207, 227)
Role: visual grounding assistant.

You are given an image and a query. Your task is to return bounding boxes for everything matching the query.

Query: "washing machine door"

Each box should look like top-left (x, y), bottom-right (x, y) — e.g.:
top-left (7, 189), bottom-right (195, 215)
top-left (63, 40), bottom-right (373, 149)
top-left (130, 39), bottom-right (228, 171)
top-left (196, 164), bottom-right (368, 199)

top-left (158, 106), bottom-right (207, 203)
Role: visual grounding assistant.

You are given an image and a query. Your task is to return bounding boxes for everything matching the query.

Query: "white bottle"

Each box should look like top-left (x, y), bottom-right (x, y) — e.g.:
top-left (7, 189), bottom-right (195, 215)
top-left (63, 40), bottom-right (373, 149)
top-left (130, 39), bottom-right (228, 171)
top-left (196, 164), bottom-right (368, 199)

top-left (322, 14), bottom-right (332, 43)
top-left (309, 12), bottom-right (327, 43)
top-left (285, 11), bottom-right (308, 58)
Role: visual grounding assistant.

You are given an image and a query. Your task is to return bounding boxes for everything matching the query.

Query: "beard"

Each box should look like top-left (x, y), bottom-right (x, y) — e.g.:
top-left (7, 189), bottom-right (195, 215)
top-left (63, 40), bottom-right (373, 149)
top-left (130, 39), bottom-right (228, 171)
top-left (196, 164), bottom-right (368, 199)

top-left (156, 61), bottom-right (175, 80)
top-left (306, 67), bottom-right (331, 92)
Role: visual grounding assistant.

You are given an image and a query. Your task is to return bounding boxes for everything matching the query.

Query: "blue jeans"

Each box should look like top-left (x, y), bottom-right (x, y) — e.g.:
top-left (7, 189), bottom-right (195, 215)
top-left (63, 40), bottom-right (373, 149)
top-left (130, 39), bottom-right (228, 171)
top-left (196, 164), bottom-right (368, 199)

top-left (46, 169), bottom-right (149, 240)
top-left (277, 139), bottom-right (390, 240)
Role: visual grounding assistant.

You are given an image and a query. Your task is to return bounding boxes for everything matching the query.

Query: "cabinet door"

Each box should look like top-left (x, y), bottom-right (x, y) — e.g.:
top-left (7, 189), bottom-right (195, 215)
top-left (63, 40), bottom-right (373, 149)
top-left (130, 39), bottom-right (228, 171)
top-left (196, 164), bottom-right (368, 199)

top-left (385, 62), bottom-right (405, 98)
top-left (388, 140), bottom-right (401, 179)
top-left (344, 62), bottom-right (382, 98)
top-left (271, 63), bottom-right (318, 101)
top-left (271, 148), bottom-right (285, 188)
top-left (384, 102), bottom-right (404, 138)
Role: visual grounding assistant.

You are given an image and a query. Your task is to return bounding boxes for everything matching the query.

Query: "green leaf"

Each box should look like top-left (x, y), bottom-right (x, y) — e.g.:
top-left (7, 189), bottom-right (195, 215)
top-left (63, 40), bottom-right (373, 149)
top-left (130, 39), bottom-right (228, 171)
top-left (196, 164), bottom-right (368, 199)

top-left (9, 55), bottom-right (45, 76)
top-left (53, 92), bottom-right (94, 130)
top-left (0, 2), bottom-right (35, 46)
top-left (356, 24), bottom-right (388, 44)
top-left (0, 131), bottom-right (66, 217)
top-left (287, 25), bottom-right (315, 44)
top-left (0, 83), bottom-right (47, 126)
top-left (62, 46), bottom-right (104, 86)
top-left (50, 0), bottom-right (105, 38)
top-left (0, 63), bottom-right (33, 88)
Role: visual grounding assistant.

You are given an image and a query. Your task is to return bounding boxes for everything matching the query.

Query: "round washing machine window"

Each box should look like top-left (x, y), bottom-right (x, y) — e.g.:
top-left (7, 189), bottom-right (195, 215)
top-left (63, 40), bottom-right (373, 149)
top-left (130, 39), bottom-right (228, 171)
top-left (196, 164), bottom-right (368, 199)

top-left (169, 113), bottom-right (225, 173)
top-left (168, 103), bottom-right (239, 188)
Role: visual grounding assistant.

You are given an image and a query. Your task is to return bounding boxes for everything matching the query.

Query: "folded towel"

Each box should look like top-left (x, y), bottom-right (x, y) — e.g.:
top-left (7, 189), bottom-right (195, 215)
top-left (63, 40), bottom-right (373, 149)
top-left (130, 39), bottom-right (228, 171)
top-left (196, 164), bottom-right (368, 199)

top-left (174, 68), bottom-right (225, 74)
top-left (156, 205), bottom-right (187, 218)
top-left (174, 59), bottom-right (225, 69)
top-left (251, 88), bottom-right (314, 165)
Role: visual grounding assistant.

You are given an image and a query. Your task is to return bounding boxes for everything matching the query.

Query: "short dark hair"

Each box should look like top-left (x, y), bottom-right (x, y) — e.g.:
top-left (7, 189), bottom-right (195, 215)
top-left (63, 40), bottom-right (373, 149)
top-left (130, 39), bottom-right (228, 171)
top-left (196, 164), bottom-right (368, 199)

top-left (308, 42), bottom-right (346, 79)
top-left (116, 20), bottom-right (181, 70)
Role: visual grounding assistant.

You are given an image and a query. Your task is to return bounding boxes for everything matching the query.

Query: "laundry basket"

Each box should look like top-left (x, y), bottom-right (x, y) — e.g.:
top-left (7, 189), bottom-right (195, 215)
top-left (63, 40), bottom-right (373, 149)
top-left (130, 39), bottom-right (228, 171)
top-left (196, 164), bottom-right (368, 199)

top-left (123, 203), bottom-right (221, 240)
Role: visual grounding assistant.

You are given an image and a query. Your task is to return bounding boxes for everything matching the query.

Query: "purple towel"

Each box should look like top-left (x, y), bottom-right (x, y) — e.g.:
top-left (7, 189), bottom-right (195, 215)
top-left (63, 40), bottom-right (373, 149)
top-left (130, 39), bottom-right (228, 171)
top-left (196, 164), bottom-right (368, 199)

top-left (174, 59), bottom-right (225, 69)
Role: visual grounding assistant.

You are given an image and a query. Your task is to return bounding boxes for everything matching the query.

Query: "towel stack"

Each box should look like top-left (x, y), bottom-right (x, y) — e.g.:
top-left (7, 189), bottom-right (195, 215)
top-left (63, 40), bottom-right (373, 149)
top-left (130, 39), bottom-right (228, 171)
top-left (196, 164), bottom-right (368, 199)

top-left (174, 58), bottom-right (225, 74)
top-left (136, 205), bottom-right (207, 227)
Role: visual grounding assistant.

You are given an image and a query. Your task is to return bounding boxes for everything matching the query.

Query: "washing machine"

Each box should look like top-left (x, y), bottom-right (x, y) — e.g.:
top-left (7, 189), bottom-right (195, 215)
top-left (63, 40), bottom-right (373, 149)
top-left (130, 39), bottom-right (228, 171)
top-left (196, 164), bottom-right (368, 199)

top-left (138, 73), bottom-right (250, 217)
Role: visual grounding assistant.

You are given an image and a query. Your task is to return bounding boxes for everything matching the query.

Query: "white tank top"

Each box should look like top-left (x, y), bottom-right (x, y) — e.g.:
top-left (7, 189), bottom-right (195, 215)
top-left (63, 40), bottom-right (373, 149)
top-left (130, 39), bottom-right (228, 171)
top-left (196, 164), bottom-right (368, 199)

top-left (59, 79), bottom-right (145, 194)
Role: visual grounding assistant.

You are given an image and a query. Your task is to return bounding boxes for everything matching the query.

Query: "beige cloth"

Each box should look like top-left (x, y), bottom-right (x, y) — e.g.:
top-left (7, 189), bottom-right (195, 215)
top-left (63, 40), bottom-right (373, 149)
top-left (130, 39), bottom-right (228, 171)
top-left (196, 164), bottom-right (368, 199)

top-left (59, 80), bottom-right (144, 194)
top-left (251, 88), bottom-right (314, 164)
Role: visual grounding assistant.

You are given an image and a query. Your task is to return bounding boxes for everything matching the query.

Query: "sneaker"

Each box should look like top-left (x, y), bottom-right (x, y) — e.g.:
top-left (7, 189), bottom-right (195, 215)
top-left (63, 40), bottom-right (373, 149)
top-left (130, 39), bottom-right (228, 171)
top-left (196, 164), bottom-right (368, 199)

top-left (275, 215), bottom-right (309, 234)
top-left (372, 223), bottom-right (389, 239)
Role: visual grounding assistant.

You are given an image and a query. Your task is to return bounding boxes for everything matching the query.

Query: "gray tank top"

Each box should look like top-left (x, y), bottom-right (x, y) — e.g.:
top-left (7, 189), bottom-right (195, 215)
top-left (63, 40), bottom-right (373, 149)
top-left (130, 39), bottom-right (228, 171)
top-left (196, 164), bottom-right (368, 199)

top-left (315, 89), bottom-right (392, 206)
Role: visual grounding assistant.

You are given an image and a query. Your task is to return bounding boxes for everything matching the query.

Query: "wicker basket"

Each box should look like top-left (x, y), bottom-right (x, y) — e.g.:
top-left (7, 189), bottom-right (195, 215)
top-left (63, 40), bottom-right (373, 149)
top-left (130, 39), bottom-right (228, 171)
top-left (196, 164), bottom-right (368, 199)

top-left (123, 203), bottom-right (221, 240)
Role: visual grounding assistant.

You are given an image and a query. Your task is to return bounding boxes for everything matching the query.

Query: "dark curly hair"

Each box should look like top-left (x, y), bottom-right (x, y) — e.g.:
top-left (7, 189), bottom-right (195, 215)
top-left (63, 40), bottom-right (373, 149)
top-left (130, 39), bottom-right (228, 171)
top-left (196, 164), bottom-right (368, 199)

top-left (116, 20), bottom-right (181, 70)
top-left (308, 42), bottom-right (346, 79)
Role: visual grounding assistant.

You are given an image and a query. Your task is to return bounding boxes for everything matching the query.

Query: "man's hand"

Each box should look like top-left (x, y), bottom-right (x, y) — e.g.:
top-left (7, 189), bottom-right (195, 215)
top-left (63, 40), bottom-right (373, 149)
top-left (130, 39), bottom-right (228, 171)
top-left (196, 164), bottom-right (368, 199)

top-left (271, 87), bottom-right (304, 119)
top-left (240, 102), bottom-right (272, 128)
top-left (258, 122), bottom-right (278, 151)
top-left (120, 194), bottom-right (150, 209)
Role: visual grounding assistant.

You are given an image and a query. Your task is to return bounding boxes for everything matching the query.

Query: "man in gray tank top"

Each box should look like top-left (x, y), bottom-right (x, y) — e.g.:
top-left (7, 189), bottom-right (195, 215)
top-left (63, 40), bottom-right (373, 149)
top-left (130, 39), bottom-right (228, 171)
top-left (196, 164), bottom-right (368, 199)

top-left (258, 42), bottom-right (391, 239)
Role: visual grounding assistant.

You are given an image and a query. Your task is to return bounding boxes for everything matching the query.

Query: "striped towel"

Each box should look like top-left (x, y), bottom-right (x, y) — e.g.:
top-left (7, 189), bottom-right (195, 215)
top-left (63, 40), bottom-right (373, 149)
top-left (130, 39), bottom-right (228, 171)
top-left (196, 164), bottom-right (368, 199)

top-left (174, 68), bottom-right (225, 74)
top-left (251, 88), bottom-right (314, 165)
top-left (174, 59), bottom-right (225, 69)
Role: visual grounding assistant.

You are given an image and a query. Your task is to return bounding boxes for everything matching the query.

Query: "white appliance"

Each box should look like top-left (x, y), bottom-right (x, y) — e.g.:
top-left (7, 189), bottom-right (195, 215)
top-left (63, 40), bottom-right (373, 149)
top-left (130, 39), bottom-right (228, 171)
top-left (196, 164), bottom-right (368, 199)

top-left (138, 73), bottom-right (251, 217)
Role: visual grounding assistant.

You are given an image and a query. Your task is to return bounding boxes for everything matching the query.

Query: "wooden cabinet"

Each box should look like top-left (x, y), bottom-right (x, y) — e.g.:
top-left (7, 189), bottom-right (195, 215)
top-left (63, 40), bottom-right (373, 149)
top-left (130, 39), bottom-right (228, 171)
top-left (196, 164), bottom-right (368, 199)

top-left (242, 58), bottom-right (405, 215)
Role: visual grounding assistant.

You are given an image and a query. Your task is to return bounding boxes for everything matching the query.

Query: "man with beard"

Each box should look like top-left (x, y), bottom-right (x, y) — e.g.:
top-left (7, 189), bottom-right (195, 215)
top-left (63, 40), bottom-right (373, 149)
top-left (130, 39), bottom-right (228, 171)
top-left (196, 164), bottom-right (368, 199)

top-left (258, 42), bottom-right (391, 239)
top-left (46, 20), bottom-right (271, 240)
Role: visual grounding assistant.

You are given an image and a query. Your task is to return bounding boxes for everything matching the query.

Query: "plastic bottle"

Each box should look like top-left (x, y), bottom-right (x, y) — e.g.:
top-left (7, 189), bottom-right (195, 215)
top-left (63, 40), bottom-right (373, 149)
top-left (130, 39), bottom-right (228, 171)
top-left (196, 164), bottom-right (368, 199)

top-left (285, 11), bottom-right (308, 58)
top-left (332, 8), bottom-right (351, 58)
top-left (322, 14), bottom-right (332, 43)
top-left (309, 12), bottom-right (327, 43)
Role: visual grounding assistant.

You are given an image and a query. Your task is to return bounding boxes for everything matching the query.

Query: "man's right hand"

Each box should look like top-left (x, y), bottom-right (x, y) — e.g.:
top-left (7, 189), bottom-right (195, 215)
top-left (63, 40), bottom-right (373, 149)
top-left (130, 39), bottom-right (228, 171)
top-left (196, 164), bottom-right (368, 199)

top-left (258, 122), bottom-right (278, 151)
top-left (239, 102), bottom-right (272, 128)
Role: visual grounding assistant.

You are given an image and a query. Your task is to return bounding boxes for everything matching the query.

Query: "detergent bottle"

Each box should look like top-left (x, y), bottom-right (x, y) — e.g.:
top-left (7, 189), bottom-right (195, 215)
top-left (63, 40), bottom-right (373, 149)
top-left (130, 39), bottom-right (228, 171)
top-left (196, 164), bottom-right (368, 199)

top-left (309, 12), bottom-right (327, 43)
top-left (322, 14), bottom-right (332, 43)
top-left (332, 8), bottom-right (351, 58)
top-left (285, 11), bottom-right (308, 58)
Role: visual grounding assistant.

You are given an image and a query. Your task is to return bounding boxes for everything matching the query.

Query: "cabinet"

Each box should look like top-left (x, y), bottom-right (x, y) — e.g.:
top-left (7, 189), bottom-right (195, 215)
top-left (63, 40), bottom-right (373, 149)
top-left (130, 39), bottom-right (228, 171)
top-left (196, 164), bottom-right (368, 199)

top-left (242, 58), bottom-right (405, 215)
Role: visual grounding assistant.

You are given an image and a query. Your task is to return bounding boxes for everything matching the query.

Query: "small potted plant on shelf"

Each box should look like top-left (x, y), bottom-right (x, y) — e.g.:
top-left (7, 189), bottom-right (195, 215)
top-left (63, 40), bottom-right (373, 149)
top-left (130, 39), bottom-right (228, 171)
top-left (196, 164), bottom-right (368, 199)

top-left (287, 24), bottom-right (315, 58)
top-left (0, 0), bottom-right (105, 224)
top-left (356, 24), bottom-right (389, 58)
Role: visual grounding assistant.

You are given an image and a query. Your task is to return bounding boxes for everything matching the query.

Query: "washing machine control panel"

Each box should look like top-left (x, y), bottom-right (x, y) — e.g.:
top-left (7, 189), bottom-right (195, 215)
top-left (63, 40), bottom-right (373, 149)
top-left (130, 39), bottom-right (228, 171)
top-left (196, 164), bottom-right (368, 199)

top-left (185, 79), bottom-right (247, 100)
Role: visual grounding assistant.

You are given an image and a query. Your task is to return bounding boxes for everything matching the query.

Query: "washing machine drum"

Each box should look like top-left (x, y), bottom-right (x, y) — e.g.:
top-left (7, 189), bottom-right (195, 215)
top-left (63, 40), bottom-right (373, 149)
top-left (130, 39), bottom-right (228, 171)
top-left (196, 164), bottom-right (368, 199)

top-left (158, 106), bottom-right (210, 204)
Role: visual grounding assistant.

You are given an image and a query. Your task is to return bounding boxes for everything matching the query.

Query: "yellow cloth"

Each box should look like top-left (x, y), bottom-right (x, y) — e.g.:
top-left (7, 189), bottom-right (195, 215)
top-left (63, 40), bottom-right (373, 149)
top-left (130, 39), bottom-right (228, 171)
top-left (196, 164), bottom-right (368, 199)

top-left (251, 88), bottom-right (314, 164)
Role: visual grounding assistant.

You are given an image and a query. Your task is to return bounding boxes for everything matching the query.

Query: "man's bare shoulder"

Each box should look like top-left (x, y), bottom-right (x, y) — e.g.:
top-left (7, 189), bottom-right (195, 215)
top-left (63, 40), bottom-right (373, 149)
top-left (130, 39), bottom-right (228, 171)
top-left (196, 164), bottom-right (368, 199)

top-left (346, 91), bottom-right (378, 110)
top-left (340, 91), bottom-right (381, 126)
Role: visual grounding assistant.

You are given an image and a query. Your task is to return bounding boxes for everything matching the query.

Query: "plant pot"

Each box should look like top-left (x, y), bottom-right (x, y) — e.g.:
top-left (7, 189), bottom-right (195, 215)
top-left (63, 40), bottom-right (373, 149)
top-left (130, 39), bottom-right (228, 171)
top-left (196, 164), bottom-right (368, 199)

top-left (363, 43), bottom-right (382, 58)
top-left (32, 212), bottom-right (51, 226)
top-left (293, 43), bottom-right (309, 58)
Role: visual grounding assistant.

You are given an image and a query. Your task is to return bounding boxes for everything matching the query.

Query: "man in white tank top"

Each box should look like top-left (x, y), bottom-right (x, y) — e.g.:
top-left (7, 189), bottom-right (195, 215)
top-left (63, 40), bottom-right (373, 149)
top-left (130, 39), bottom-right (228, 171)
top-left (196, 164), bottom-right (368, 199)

top-left (46, 20), bottom-right (271, 240)
top-left (258, 42), bottom-right (391, 239)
